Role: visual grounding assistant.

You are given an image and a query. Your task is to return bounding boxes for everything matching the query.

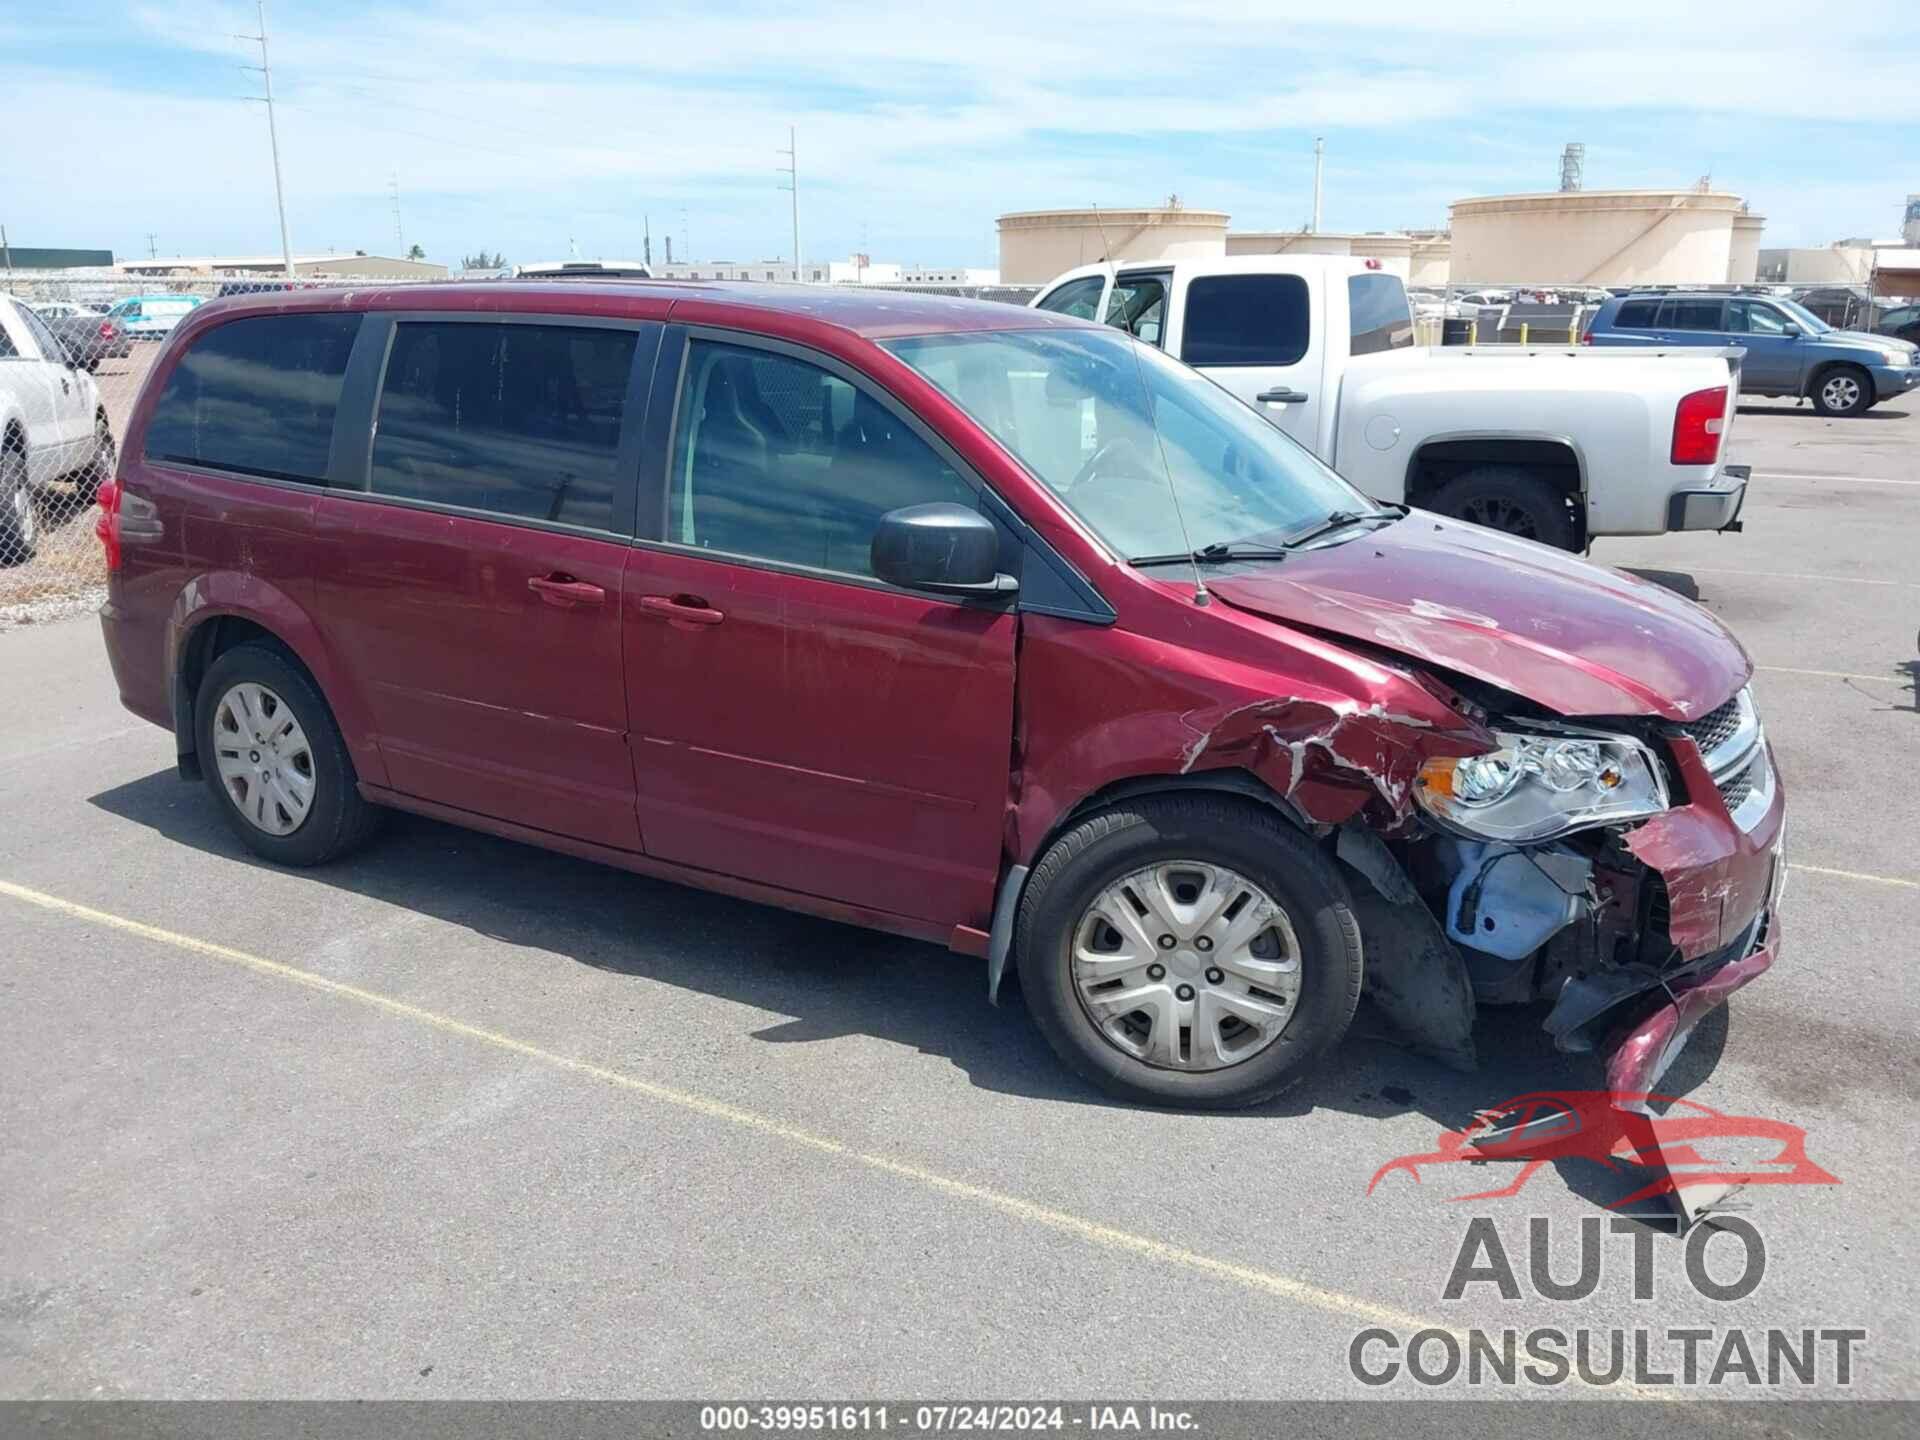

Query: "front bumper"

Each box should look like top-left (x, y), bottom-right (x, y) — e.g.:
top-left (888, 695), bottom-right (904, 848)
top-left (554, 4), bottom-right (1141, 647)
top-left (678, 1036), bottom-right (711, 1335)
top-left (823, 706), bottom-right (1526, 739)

top-left (1667, 463), bottom-right (1749, 533)
top-left (1868, 362), bottom-right (1920, 398)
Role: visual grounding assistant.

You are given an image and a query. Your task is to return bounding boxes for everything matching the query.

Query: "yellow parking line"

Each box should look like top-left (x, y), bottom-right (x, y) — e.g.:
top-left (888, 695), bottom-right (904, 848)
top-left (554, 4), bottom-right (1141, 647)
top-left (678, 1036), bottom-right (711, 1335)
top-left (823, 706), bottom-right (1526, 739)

top-left (0, 878), bottom-right (1446, 1337)
top-left (1789, 864), bottom-right (1920, 890)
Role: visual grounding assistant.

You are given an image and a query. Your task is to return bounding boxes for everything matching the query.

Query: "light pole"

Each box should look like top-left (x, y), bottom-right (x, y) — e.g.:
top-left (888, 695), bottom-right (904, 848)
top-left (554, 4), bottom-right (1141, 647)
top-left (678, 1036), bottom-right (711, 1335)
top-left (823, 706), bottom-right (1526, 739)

top-left (778, 127), bottom-right (801, 282)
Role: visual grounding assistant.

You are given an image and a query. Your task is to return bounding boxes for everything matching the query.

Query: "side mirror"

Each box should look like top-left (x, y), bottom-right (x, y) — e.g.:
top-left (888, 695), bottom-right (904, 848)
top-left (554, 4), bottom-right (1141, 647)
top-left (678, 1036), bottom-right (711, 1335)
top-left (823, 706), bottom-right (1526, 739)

top-left (1778, 324), bottom-right (1801, 338)
top-left (871, 503), bottom-right (1015, 595)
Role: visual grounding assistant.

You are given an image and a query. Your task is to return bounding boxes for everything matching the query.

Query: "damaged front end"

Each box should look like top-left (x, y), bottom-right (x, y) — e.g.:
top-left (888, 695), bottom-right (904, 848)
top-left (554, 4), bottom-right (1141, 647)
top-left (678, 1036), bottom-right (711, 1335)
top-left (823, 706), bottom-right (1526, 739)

top-left (1398, 683), bottom-right (1786, 1104)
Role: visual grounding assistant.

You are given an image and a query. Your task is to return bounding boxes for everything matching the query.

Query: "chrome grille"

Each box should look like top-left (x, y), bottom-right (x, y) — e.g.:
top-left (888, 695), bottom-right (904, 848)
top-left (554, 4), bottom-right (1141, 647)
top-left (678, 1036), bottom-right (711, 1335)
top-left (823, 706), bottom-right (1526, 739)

top-left (1683, 694), bottom-right (1745, 756)
top-left (1716, 756), bottom-right (1757, 813)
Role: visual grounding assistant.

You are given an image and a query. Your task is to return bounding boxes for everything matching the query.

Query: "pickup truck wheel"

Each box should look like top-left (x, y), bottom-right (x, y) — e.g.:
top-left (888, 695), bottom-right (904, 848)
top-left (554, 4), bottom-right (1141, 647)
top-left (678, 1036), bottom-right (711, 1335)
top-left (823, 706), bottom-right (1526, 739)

top-left (0, 447), bottom-right (38, 567)
top-left (1810, 365), bottom-right (1872, 417)
top-left (1014, 796), bottom-right (1363, 1109)
top-left (1428, 466), bottom-right (1578, 550)
top-left (195, 643), bottom-right (383, 866)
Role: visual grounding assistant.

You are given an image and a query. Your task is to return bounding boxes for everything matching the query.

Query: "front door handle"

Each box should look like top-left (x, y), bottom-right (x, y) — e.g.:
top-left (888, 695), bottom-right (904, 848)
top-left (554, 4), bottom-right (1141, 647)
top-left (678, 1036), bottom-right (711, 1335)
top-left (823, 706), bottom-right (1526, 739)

top-left (1256, 387), bottom-right (1309, 404)
top-left (638, 593), bottom-right (725, 627)
top-left (527, 574), bottom-right (606, 608)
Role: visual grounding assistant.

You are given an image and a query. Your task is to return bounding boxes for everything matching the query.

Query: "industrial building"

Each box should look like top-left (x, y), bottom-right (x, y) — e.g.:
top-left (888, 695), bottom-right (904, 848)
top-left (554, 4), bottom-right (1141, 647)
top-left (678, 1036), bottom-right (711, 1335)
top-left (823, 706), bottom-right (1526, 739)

top-left (1447, 189), bottom-right (1762, 286)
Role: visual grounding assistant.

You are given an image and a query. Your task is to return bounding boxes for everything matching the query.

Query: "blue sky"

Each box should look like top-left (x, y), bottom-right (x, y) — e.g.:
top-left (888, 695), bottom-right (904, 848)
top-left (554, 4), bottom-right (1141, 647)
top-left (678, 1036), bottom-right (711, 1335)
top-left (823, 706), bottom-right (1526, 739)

top-left (5, 2), bottom-right (1917, 270)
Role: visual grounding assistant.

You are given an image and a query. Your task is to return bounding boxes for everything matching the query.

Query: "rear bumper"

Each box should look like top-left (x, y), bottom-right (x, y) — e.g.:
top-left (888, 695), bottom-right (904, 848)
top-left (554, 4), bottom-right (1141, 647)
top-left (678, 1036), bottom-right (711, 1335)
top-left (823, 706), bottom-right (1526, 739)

top-left (1667, 463), bottom-right (1749, 533)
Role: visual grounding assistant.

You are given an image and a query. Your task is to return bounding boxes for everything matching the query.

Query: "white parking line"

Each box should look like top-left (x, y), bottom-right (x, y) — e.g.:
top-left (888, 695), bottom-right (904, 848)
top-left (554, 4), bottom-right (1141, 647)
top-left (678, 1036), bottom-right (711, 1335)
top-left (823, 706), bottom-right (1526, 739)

top-left (1672, 566), bottom-right (1917, 588)
top-left (1789, 864), bottom-right (1920, 891)
top-left (1748, 472), bottom-right (1920, 487)
top-left (1756, 664), bottom-right (1916, 683)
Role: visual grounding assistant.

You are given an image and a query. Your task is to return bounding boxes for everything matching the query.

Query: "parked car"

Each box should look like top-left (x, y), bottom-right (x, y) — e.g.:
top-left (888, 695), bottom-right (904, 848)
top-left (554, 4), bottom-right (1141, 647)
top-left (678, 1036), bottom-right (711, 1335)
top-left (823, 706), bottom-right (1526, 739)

top-left (1788, 285), bottom-right (1885, 333)
top-left (0, 297), bottom-right (114, 561)
top-left (1585, 291), bottom-right (1919, 416)
top-left (1875, 302), bottom-right (1920, 346)
top-left (1034, 257), bottom-right (1750, 549)
top-left (105, 293), bottom-right (203, 339)
top-left (96, 283), bottom-right (1785, 1111)
top-left (29, 300), bottom-right (132, 368)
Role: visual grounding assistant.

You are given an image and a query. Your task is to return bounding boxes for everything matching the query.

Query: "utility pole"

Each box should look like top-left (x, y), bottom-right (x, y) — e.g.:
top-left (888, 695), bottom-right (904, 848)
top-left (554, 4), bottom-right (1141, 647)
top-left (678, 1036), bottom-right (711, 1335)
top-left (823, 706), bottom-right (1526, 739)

top-left (643, 214), bottom-right (652, 269)
top-left (681, 207), bottom-right (689, 266)
top-left (145, 232), bottom-right (159, 259)
top-left (1311, 137), bottom-right (1324, 234)
top-left (389, 174), bottom-right (403, 254)
top-left (236, 0), bottom-right (294, 277)
top-left (777, 126), bottom-right (801, 282)
top-left (1, 224), bottom-right (12, 277)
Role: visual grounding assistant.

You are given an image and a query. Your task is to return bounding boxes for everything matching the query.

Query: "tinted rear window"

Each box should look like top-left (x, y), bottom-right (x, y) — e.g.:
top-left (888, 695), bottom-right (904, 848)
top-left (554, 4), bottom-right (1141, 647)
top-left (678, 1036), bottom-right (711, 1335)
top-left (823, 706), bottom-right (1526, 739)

top-left (143, 313), bottom-right (361, 483)
top-left (1348, 273), bottom-right (1413, 356)
top-left (1612, 300), bottom-right (1659, 329)
top-left (1659, 298), bottom-right (1725, 332)
top-left (370, 321), bottom-right (637, 532)
top-left (1181, 275), bottom-right (1310, 366)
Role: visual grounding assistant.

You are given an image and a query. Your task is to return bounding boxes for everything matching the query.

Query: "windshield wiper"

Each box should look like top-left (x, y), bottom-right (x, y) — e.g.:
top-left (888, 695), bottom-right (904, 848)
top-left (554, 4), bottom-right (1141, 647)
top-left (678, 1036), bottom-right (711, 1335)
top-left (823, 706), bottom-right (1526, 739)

top-left (1278, 503), bottom-right (1406, 550)
top-left (1130, 541), bottom-right (1294, 568)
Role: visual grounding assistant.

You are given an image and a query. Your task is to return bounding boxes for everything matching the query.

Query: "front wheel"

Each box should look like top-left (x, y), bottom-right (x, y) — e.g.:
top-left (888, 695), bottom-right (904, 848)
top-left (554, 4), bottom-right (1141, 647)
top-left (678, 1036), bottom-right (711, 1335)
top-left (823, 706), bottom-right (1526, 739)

top-left (1811, 365), bottom-right (1872, 417)
top-left (1013, 796), bottom-right (1364, 1109)
top-left (0, 446), bottom-right (38, 567)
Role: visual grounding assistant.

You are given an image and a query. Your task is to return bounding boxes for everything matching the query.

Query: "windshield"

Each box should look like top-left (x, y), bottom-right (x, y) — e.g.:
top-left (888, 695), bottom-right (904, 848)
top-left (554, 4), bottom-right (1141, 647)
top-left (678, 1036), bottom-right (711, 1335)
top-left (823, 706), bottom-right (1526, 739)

top-left (1775, 299), bottom-right (1831, 333)
top-left (883, 328), bottom-right (1368, 561)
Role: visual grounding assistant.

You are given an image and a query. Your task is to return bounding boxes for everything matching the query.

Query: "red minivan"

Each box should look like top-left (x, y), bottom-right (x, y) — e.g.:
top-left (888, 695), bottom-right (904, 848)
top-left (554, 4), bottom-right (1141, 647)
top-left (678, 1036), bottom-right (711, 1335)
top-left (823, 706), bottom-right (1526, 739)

top-left (96, 283), bottom-right (1786, 1110)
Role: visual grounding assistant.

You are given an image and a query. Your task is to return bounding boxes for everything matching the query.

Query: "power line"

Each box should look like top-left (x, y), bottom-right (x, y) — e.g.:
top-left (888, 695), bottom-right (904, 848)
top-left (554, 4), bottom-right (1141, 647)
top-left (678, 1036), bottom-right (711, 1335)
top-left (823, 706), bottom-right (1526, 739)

top-left (234, 0), bottom-right (293, 277)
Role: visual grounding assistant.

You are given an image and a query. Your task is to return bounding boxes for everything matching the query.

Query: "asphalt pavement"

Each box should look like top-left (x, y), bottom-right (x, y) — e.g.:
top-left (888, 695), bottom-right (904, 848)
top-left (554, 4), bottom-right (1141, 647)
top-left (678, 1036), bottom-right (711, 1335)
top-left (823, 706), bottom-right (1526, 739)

top-left (1, 394), bottom-right (1914, 1420)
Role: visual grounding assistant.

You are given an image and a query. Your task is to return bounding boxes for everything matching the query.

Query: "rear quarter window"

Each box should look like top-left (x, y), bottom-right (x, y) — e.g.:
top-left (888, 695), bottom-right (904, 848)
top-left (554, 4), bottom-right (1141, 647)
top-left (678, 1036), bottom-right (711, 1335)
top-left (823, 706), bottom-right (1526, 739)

top-left (142, 312), bottom-right (362, 483)
top-left (1347, 273), bottom-right (1413, 355)
top-left (1611, 300), bottom-right (1659, 329)
top-left (1181, 274), bottom-right (1310, 366)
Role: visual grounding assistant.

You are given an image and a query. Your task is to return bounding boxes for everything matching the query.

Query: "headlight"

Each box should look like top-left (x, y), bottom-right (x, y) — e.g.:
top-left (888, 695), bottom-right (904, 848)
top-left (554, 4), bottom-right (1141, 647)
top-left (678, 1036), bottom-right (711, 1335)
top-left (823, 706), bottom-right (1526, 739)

top-left (1883, 349), bottom-right (1911, 367)
top-left (1414, 731), bottom-right (1668, 842)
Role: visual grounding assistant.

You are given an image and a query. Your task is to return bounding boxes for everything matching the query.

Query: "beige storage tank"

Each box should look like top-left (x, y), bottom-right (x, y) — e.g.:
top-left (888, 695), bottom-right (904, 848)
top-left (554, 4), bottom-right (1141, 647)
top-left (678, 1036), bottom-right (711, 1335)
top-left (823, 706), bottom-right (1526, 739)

top-left (997, 207), bottom-right (1228, 285)
top-left (1728, 212), bottom-right (1766, 283)
top-left (1448, 189), bottom-right (1750, 286)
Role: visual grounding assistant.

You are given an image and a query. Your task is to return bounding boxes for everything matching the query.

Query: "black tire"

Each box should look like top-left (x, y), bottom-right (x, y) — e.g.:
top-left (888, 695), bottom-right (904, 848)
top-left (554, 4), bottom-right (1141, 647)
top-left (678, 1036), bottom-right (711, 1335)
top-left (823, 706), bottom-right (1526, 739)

top-left (1013, 795), bottom-right (1363, 1109)
top-left (69, 418), bottom-right (114, 511)
top-left (0, 444), bottom-right (38, 567)
top-left (1428, 465), bottom-right (1579, 549)
top-left (194, 642), bottom-right (383, 866)
top-left (1809, 364), bottom-right (1873, 417)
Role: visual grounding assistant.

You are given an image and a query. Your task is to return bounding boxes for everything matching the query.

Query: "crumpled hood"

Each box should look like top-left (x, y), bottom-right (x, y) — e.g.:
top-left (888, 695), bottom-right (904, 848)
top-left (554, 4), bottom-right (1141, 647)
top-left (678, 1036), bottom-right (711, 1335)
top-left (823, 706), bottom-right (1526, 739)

top-left (1204, 516), bottom-right (1751, 721)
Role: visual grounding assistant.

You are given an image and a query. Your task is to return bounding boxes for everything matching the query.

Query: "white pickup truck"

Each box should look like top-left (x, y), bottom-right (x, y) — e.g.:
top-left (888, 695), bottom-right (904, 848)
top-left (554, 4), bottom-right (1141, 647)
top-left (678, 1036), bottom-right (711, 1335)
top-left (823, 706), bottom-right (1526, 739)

top-left (1032, 257), bottom-right (1749, 550)
top-left (0, 294), bottom-right (113, 564)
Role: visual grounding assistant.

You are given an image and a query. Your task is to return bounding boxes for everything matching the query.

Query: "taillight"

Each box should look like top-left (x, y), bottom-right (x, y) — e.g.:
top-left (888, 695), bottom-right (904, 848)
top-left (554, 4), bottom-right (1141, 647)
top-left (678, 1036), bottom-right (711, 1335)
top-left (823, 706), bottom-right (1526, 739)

top-left (1671, 385), bottom-right (1729, 465)
top-left (95, 479), bottom-right (122, 571)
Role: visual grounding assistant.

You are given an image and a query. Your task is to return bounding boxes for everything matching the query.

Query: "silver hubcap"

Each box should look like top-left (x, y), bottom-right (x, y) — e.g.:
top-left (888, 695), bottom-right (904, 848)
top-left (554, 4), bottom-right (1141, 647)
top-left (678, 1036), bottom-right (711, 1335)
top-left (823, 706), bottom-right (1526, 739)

top-left (12, 485), bottom-right (33, 543)
top-left (1822, 376), bottom-right (1860, 410)
top-left (1071, 862), bottom-right (1302, 1071)
top-left (212, 682), bottom-right (315, 836)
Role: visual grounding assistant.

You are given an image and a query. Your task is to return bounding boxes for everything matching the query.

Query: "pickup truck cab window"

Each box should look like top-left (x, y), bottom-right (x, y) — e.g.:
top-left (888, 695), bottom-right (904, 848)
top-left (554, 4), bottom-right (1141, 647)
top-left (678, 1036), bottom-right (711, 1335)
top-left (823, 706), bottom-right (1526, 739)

top-left (1180, 274), bottom-right (1310, 367)
top-left (667, 338), bottom-right (977, 578)
top-left (370, 320), bottom-right (638, 532)
top-left (143, 312), bottom-right (361, 484)
top-left (1032, 275), bottom-right (1107, 321)
top-left (1104, 273), bottom-right (1168, 347)
top-left (1347, 273), bottom-right (1414, 356)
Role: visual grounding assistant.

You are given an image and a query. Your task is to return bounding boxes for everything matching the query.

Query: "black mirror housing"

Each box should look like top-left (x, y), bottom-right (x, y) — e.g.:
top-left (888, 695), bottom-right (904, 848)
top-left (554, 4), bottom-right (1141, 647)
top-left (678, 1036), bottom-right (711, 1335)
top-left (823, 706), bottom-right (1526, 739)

top-left (871, 503), bottom-right (1013, 595)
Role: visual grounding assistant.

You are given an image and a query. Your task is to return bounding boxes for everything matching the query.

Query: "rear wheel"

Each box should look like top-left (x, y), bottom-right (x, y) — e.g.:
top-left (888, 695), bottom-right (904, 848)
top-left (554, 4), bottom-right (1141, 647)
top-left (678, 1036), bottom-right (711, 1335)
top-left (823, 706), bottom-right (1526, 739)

top-left (195, 643), bottom-right (383, 866)
top-left (1014, 796), bottom-right (1363, 1108)
top-left (0, 446), bottom-right (38, 567)
top-left (1810, 365), bottom-right (1872, 417)
top-left (1429, 466), bottom-right (1579, 550)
